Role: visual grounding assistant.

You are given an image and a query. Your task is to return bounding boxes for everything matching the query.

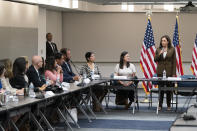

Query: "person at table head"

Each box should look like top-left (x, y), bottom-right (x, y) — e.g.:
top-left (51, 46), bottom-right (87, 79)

top-left (80, 51), bottom-right (100, 79)
top-left (0, 64), bottom-right (24, 95)
top-left (45, 56), bottom-right (63, 85)
top-left (26, 56), bottom-right (47, 92)
top-left (60, 48), bottom-right (80, 83)
top-left (46, 32), bottom-right (58, 59)
top-left (154, 35), bottom-right (176, 111)
top-left (10, 57), bottom-right (29, 89)
top-left (114, 51), bottom-right (136, 109)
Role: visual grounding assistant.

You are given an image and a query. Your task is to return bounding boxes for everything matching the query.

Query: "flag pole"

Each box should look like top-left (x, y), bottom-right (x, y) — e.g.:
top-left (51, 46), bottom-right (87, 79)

top-left (141, 10), bottom-right (152, 103)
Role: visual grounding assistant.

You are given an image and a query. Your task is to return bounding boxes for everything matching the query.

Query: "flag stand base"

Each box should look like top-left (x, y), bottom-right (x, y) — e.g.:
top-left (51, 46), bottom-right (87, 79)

top-left (140, 98), bottom-right (149, 103)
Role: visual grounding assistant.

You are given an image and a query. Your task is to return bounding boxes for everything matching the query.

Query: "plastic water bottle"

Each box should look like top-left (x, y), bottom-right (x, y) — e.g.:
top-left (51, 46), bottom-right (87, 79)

top-left (29, 83), bottom-right (35, 98)
top-left (56, 75), bottom-right (61, 87)
top-left (163, 70), bottom-right (166, 79)
top-left (46, 77), bottom-right (50, 86)
top-left (91, 70), bottom-right (95, 80)
top-left (13, 93), bottom-right (19, 102)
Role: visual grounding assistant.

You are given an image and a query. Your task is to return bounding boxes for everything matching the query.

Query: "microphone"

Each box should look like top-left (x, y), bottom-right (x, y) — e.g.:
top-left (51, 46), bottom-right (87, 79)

top-left (70, 60), bottom-right (80, 76)
top-left (95, 62), bottom-right (102, 79)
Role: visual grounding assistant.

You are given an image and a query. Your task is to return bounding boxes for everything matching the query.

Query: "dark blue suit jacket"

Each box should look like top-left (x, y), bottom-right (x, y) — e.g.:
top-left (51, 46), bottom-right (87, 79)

top-left (62, 61), bottom-right (76, 83)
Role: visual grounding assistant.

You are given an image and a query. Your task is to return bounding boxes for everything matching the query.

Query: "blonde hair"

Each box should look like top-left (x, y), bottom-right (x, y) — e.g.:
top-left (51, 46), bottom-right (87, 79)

top-left (21, 56), bottom-right (29, 64)
top-left (4, 59), bottom-right (13, 79)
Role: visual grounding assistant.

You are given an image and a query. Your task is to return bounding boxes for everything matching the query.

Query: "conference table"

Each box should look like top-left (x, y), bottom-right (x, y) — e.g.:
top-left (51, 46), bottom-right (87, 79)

top-left (100, 77), bottom-right (197, 114)
top-left (1, 77), bottom-right (197, 130)
top-left (0, 79), bottom-right (109, 131)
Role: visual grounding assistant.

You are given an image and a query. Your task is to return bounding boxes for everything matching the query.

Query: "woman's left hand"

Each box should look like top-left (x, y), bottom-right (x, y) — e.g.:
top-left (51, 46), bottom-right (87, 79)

top-left (125, 81), bottom-right (133, 86)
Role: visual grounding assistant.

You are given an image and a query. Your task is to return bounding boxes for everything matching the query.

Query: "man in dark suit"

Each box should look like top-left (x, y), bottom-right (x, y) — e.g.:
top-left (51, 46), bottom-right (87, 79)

top-left (46, 33), bottom-right (58, 59)
top-left (60, 48), bottom-right (80, 83)
top-left (26, 56), bottom-right (46, 92)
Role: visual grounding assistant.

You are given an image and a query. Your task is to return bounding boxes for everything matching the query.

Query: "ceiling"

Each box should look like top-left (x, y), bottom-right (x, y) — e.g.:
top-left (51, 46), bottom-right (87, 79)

top-left (79, 0), bottom-right (197, 5)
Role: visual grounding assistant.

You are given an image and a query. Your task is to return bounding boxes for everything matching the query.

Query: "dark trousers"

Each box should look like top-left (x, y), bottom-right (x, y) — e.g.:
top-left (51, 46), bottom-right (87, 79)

top-left (92, 85), bottom-right (107, 110)
top-left (158, 82), bottom-right (174, 108)
top-left (159, 91), bottom-right (172, 107)
top-left (116, 90), bottom-right (134, 105)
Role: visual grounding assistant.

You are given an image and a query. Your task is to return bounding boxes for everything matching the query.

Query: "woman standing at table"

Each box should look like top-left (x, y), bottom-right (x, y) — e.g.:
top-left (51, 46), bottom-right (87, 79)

top-left (114, 51), bottom-right (136, 109)
top-left (154, 35), bottom-right (176, 111)
top-left (80, 52), bottom-right (107, 112)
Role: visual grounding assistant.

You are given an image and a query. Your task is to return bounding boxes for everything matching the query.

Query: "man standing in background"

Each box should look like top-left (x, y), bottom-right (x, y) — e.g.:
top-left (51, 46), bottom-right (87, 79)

top-left (46, 33), bottom-right (58, 59)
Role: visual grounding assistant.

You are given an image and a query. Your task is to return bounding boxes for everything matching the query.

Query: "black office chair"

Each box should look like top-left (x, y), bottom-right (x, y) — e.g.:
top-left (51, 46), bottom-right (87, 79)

top-left (105, 74), bottom-right (139, 111)
top-left (176, 75), bottom-right (197, 110)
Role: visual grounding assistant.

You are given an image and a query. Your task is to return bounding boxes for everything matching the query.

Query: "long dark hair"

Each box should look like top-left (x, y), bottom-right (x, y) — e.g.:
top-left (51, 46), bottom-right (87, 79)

top-left (45, 56), bottom-right (56, 72)
top-left (159, 35), bottom-right (172, 49)
top-left (39, 57), bottom-right (45, 75)
top-left (13, 57), bottom-right (27, 76)
top-left (119, 51), bottom-right (130, 69)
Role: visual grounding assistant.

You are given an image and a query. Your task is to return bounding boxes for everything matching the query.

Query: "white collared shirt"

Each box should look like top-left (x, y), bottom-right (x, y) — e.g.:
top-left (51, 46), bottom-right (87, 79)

top-left (65, 62), bottom-right (71, 72)
top-left (163, 51), bottom-right (167, 59)
top-left (34, 66), bottom-right (41, 81)
top-left (48, 41), bottom-right (54, 52)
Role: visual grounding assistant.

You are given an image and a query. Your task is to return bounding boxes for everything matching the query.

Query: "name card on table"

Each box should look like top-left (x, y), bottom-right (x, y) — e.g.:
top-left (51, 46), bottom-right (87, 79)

top-left (167, 77), bottom-right (181, 81)
top-left (113, 76), bottom-right (128, 80)
top-left (61, 82), bottom-right (70, 91)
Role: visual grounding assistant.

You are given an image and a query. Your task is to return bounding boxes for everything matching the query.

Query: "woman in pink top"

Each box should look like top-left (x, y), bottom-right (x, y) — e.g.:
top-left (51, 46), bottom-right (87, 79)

top-left (45, 56), bottom-right (63, 85)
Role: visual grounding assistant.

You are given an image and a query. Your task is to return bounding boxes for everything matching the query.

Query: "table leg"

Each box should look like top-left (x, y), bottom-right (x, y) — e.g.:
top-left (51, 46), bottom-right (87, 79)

top-left (0, 123), bottom-right (5, 131)
top-left (57, 107), bottom-right (73, 131)
top-left (80, 95), bottom-right (97, 119)
top-left (73, 97), bottom-right (92, 123)
top-left (64, 105), bottom-right (80, 128)
top-left (30, 112), bottom-right (44, 131)
top-left (39, 111), bottom-right (55, 131)
top-left (90, 88), bottom-right (107, 114)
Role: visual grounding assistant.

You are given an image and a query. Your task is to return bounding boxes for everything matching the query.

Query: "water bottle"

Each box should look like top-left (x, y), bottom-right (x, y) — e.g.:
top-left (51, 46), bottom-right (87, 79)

top-left (83, 71), bottom-right (87, 79)
top-left (24, 83), bottom-right (29, 97)
top-left (163, 70), bottom-right (166, 79)
top-left (91, 70), bottom-right (95, 80)
top-left (46, 77), bottom-right (50, 86)
top-left (29, 83), bottom-right (35, 98)
top-left (13, 93), bottom-right (19, 102)
top-left (56, 75), bottom-right (61, 87)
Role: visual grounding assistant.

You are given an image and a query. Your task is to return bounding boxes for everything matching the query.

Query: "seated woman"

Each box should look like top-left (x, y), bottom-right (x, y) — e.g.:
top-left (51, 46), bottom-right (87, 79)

top-left (10, 57), bottom-right (29, 89)
top-left (4, 59), bottom-right (13, 79)
top-left (0, 64), bottom-right (24, 95)
top-left (114, 51), bottom-right (136, 109)
top-left (45, 56), bottom-right (63, 85)
top-left (80, 52), bottom-right (107, 112)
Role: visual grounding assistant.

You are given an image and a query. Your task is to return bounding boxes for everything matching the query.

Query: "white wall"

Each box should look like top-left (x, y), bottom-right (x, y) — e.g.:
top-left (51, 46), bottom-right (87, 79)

top-left (46, 9), bottom-right (63, 50)
top-left (0, 1), bottom-right (38, 28)
top-left (38, 7), bottom-right (47, 58)
top-left (0, 1), bottom-right (38, 62)
top-left (0, 1), bottom-right (63, 61)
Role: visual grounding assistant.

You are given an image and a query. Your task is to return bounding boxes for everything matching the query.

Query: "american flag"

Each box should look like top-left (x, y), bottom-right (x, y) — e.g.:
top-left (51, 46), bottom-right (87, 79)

top-left (191, 34), bottom-right (197, 76)
top-left (140, 17), bottom-right (157, 93)
top-left (173, 16), bottom-right (184, 76)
